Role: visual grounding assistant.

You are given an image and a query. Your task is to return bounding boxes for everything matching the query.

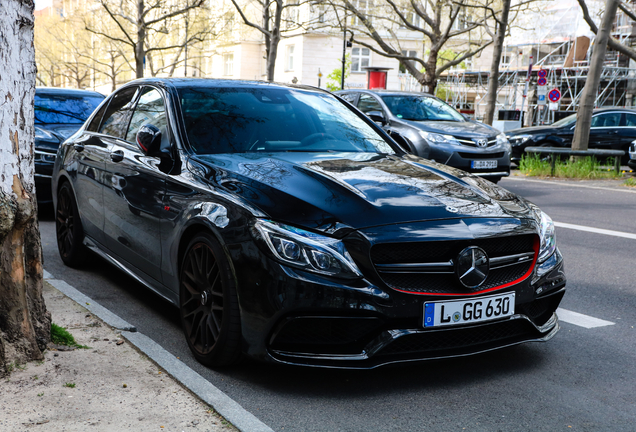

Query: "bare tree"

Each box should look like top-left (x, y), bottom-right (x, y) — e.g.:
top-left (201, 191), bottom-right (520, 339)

top-left (0, 0), bottom-right (51, 376)
top-left (572, 0), bottom-right (620, 152)
top-left (88, 0), bottom-right (208, 79)
top-left (482, 0), bottom-right (512, 125)
top-left (577, 0), bottom-right (636, 61)
top-left (229, 0), bottom-right (307, 81)
top-left (324, 0), bottom-right (495, 93)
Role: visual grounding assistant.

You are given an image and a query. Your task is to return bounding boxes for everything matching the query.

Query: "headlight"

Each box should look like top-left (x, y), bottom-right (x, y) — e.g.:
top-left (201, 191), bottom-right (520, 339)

top-left (34, 150), bottom-right (56, 163)
top-left (418, 131), bottom-right (460, 146)
top-left (508, 134), bottom-right (532, 146)
top-left (253, 220), bottom-right (362, 279)
top-left (496, 133), bottom-right (510, 147)
top-left (535, 210), bottom-right (556, 263)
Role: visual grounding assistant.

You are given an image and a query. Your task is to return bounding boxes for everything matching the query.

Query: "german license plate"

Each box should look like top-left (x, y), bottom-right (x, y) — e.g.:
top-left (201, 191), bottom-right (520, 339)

top-left (423, 292), bottom-right (515, 328)
top-left (471, 160), bottom-right (497, 169)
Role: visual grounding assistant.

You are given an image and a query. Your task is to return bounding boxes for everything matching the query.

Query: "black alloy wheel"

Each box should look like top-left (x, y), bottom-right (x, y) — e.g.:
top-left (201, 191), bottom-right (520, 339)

top-left (55, 182), bottom-right (86, 267)
top-left (179, 233), bottom-right (241, 367)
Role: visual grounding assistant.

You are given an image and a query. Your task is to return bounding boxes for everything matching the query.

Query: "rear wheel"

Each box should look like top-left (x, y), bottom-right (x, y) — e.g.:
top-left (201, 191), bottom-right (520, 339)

top-left (179, 233), bottom-right (242, 367)
top-left (55, 182), bottom-right (86, 267)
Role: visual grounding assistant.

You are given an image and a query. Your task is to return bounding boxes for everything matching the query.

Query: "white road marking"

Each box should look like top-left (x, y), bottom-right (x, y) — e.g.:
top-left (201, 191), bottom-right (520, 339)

top-left (554, 222), bottom-right (636, 240)
top-left (504, 176), bottom-right (636, 194)
top-left (557, 308), bottom-right (615, 329)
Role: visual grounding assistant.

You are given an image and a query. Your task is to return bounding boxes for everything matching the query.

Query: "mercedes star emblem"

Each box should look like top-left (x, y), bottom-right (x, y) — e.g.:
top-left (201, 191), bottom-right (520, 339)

top-left (455, 246), bottom-right (490, 289)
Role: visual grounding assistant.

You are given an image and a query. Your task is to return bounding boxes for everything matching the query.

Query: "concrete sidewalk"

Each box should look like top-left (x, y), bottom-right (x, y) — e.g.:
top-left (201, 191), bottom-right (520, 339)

top-left (0, 281), bottom-right (236, 432)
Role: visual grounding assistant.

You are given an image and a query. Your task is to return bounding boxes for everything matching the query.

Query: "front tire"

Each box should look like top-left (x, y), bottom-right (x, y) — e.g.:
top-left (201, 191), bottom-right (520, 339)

top-left (179, 233), bottom-right (242, 367)
top-left (55, 182), bottom-right (87, 267)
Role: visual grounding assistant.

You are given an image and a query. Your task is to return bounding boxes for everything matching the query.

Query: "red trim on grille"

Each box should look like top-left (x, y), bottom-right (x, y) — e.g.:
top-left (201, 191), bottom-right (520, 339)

top-left (390, 236), bottom-right (540, 297)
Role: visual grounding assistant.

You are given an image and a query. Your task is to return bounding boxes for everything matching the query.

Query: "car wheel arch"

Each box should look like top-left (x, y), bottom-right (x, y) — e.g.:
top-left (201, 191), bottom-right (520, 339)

top-left (176, 221), bottom-right (239, 293)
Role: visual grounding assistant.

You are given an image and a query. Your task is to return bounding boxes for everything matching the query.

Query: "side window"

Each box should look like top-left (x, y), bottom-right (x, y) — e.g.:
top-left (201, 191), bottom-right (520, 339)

top-left (99, 87), bottom-right (139, 138)
top-left (339, 93), bottom-right (358, 104)
top-left (624, 113), bottom-right (636, 127)
top-left (357, 94), bottom-right (383, 114)
top-left (590, 113), bottom-right (621, 128)
top-left (86, 102), bottom-right (108, 132)
top-left (126, 87), bottom-right (168, 143)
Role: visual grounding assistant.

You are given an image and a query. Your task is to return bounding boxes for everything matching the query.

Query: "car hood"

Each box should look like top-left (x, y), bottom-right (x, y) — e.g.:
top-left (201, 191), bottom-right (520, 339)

top-left (403, 120), bottom-right (498, 138)
top-left (37, 123), bottom-right (83, 139)
top-left (193, 153), bottom-right (533, 234)
top-left (34, 126), bottom-right (64, 152)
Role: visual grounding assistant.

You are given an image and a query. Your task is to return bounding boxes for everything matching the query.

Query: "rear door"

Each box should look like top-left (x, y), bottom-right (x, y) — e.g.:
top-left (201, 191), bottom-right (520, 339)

top-left (588, 112), bottom-right (623, 149)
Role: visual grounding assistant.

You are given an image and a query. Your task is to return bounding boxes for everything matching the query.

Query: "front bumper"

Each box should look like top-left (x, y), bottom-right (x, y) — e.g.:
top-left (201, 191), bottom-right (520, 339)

top-left (429, 145), bottom-right (511, 177)
top-left (230, 228), bottom-right (566, 369)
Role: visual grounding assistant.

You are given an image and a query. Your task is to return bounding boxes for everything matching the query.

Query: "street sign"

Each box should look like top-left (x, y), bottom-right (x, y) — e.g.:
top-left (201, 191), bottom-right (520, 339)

top-left (549, 102), bottom-right (558, 111)
top-left (538, 69), bottom-right (547, 78)
top-left (549, 88), bottom-right (561, 102)
top-left (537, 86), bottom-right (547, 105)
top-left (537, 77), bottom-right (547, 86)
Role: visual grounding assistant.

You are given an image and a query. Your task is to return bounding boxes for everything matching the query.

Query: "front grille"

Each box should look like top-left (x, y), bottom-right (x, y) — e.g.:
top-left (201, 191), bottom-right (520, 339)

top-left (378, 319), bottom-right (535, 356)
top-left (371, 235), bottom-right (537, 294)
top-left (458, 152), bottom-right (505, 159)
top-left (456, 137), bottom-right (497, 148)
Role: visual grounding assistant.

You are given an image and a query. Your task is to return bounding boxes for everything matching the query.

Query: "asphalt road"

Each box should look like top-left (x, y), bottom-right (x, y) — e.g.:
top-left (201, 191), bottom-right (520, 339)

top-left (39, 177), bottom-right (636, 431)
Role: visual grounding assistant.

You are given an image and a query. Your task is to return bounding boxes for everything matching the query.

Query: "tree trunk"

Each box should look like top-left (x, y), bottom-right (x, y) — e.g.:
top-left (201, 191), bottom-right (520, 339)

top-left (572, 0), bottom-right (620, 151)
top-left (484, 0), bottom-right (512, 126)
top-left (0, 0), bottom-right (51, 377)
top-left (266, 0), bottom-right (283, 82)
top-left (135, 0), bottom-right (146, 78)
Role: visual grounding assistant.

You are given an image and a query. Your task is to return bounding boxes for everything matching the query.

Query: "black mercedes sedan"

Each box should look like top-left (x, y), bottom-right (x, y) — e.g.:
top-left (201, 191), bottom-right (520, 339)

top-left (335, 90), bottom-right (511, 183)
top-left (52, 79), bottom-right (565, 369)
top-left (34, 87), bottom-right (105, 204)
top-left (506, 108), bottom-right (636, 163)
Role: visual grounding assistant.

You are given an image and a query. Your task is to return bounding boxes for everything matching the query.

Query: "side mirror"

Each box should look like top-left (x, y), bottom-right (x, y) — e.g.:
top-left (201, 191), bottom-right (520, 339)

top-left (366, 110), bottom-right (386, 125)
top-left (461, 113), bottom-right (472, 121)
top-left (136, 124), bottom-right (162, 156)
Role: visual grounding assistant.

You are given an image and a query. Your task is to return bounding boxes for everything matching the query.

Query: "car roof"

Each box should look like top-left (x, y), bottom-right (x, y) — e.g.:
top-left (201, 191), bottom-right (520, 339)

top-left (35, 87), bottom-right (105, 98)
top-left (118, 78), bottom-right (326, 94)
top-left (592, 107), bottom-right (636, 114)
top-left (335, 89), bottom-right (436, 98)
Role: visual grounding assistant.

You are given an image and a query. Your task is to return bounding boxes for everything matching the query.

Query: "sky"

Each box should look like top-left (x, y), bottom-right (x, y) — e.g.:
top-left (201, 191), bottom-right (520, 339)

top-left (35, 0), bottom-right (52, 11)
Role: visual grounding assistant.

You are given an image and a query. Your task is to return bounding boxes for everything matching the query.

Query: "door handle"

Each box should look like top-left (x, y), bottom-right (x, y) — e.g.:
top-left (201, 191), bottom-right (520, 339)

top-left (110, 150), bottom-right (124, 162)
top-left (73, 143), bottom-right (85, 152)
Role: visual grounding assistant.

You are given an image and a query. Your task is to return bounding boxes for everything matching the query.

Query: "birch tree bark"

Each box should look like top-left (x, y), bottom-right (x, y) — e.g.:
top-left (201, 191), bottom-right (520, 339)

top-left (0, 0), bottom-right (51, 376)
top-left (571, 0), bottom-right (620, 151)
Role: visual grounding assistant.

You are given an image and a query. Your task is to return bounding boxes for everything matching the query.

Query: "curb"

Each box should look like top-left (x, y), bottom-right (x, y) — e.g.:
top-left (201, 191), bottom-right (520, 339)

top-left (43, 269), bottom-right (275, 432)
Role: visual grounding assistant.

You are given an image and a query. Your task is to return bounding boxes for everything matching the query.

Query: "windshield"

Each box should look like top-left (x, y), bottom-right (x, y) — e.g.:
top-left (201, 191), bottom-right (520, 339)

top-left (381, 95), bottom-right (465, 122)
top-left (178, 87), bottom-right (396, 155)
top-left (34, 93), bottom-right (104, 124)
top-left (552, 113), bottom-right (577, 127)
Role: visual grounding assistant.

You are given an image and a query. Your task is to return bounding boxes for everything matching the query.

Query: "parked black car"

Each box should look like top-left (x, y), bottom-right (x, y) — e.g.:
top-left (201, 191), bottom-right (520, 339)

top-left (52, 79), bottom-right (565, 369)
top-left (506, 108), bottom-right (636, 163)
top-left (35, 87), bottom-right (105, 204)
top-left (335, 90), bottom-right (511, 183)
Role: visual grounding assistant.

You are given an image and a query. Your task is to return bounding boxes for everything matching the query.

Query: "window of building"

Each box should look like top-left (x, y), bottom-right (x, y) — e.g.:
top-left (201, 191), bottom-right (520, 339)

top-left (286, 45), bottom-right (295, 71)
top-left (351, 47), bottom-right (370, 73)
top-left (351, 0), bottom-right (372, 26)
top-left (285, 0), bottom-right (299, 29)
top-left (451, 8), bottom-right (472, 31)
top-left (223, 53), bottom-right (234, 76)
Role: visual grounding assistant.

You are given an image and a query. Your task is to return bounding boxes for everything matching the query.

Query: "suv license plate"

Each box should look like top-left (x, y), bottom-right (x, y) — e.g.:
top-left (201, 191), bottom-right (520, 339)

top-left (471, 160), bottom-right (497, 169)
top-left (423, 292), bottom-right (515, 328)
